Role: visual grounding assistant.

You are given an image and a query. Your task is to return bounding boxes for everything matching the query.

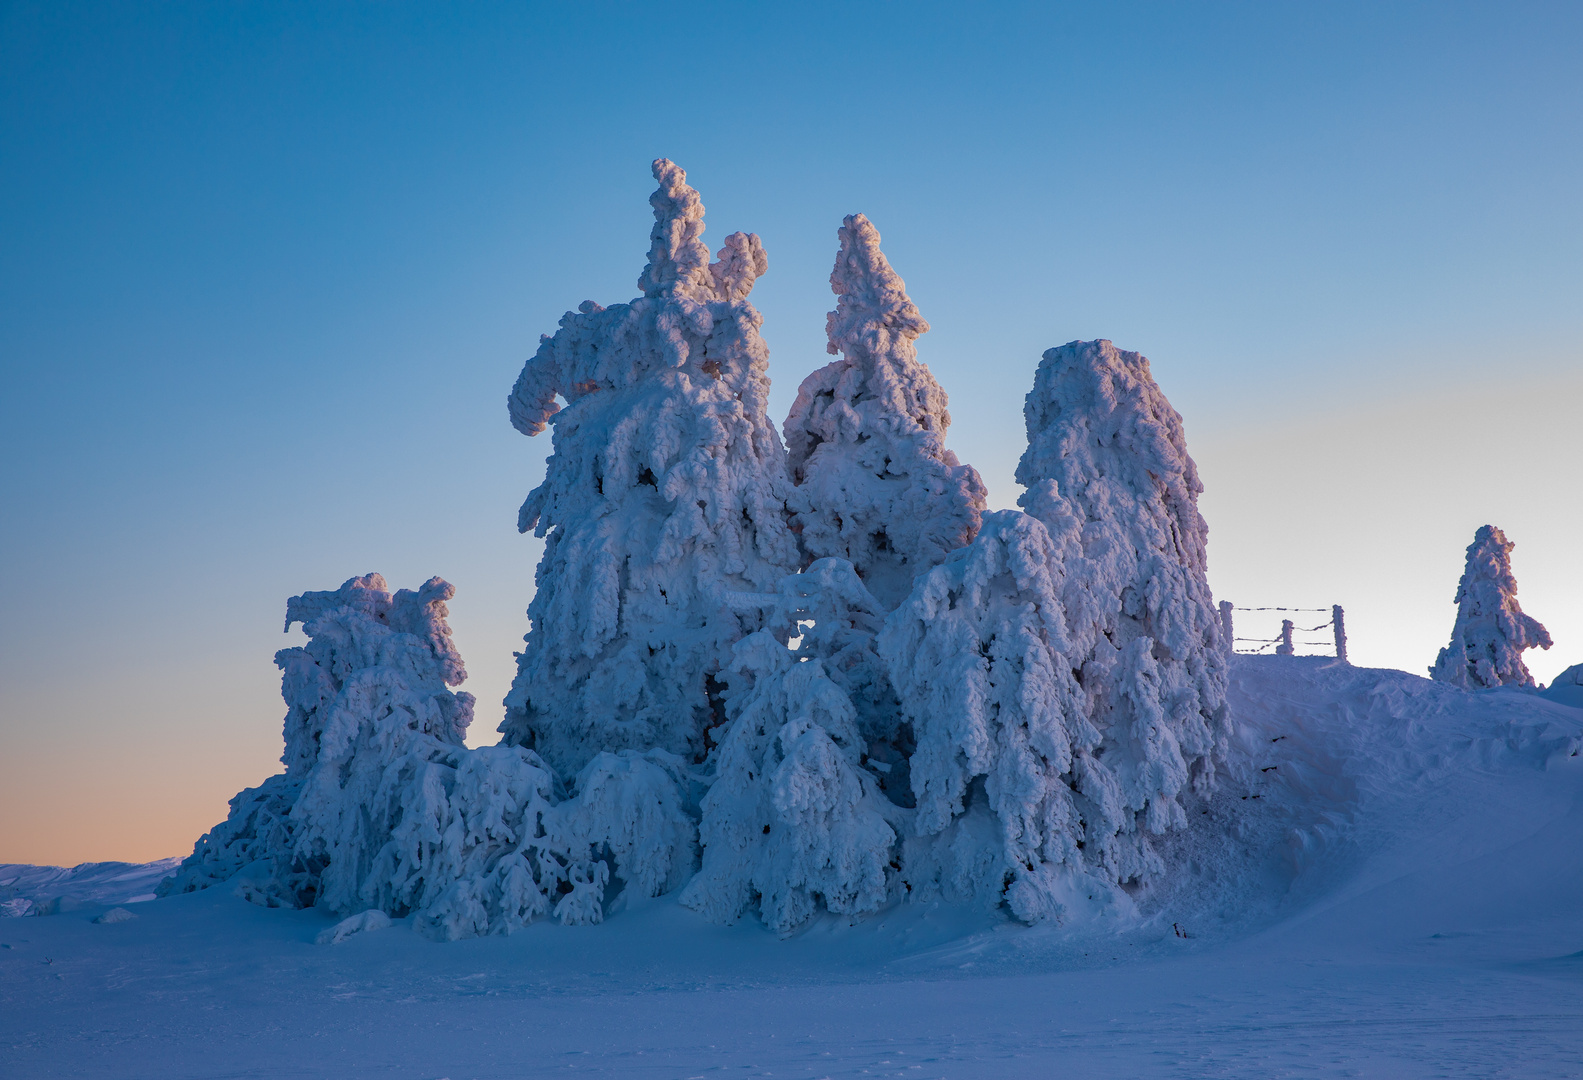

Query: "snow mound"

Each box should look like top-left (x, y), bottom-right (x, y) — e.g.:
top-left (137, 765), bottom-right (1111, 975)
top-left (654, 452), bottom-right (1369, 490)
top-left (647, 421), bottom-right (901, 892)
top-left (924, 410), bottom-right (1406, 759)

top-left (502, 158), bottom-right (800, 777)
top-left (315, 908), bottom-right (389, 944)
top-left (92, 907), bottom-right (136, 924)
top-left (0, 858), bottom-right (179, 916)
top-left (1430, 524), bottom-right (1552, 689)
top-left (1148, 655), bottom-right (1583, 937)
top-left (1543, 662), bottom-right (1583, 708)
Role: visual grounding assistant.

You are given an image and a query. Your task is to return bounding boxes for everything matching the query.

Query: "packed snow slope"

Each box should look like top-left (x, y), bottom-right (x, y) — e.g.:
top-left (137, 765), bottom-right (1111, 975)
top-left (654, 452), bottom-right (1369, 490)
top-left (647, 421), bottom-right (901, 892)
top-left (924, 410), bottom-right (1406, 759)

top-left (5, 656), bottom-right (1583, 1079)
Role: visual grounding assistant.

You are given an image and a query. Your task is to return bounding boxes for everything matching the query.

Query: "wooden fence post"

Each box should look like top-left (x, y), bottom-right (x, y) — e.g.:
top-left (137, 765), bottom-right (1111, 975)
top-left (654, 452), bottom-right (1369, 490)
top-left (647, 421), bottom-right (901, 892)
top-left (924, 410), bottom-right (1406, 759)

top-left (1277, 619), bottom-right (1295, 656)
top-left (1332, 605), bottom-right (1348, 663)
top-left (1219, 600), bottom-right (1234, 654)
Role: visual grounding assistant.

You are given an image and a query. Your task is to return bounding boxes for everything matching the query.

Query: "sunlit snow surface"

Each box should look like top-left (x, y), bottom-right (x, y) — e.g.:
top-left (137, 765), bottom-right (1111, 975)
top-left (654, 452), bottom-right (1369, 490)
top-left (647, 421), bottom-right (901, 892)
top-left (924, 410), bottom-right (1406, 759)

top-left (5, 656), bottom-right (1583, 1079)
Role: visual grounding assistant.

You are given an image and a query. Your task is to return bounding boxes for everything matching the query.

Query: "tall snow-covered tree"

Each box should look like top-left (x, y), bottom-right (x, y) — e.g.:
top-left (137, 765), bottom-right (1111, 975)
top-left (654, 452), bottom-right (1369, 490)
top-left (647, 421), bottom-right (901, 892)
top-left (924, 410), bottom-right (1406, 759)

top-left (1430, 524), bottom-right (1552, 689)
top-left (160, 574), bottom-right (476, 907)
top-left (880, 340), bottom-right (1230, 922)
top-left (783, 213), bottom-right (986, 611)
top-left (1015, 339), bottom-right (1229, 797)
top-left (162, 575), bottom-right (696, 938)
top-left (502, 160), bottom-right (801, 777)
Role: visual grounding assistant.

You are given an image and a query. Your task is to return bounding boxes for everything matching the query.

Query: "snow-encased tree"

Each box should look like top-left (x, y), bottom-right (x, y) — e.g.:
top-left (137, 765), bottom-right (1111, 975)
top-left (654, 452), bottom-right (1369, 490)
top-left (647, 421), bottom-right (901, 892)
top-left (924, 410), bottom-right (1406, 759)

top-left (1015, 340), bottom-right (1229, 797)
top-left (682, 559), bottom-right (903, 933)
top-left (783, 213), bottom-right (987, 611)
top-left (879, 511), bottom-right (1126, 922)
top-left (162, 574), bottom-right (696, 938)
top-left (1430, 524), bottom-right (1552, 689)
top-left (160, 574), bottom-right (475, 906)
top-left (502, 159), bottom-right (801, 778)
top-left (879, 340), bottom-right (1231, 922)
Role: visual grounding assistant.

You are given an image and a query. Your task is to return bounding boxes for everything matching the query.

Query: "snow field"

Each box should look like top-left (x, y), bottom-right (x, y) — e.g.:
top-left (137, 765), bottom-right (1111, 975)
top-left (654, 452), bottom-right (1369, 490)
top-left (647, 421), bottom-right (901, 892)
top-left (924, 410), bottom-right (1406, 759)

top-left (6, 656), bottom-right (1583, 1078)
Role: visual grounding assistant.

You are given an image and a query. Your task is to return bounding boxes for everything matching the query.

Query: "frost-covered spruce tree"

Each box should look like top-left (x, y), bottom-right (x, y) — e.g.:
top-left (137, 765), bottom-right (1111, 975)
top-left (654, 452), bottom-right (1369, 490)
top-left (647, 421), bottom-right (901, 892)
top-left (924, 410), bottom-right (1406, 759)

top-left (162, 575), bottom-right (695, 937)
top-left (682, 559), bottom-right (903, 933)
top-left (503, 160), bottom-right (800, 777)
top-left (1016, 340), bottom-right (1229, 797)
top-left (879, 340), bottom-right (1231, 921)
top-left (160, 574), bottom-right (475, 906)
top-left (879, 511), bottom-right (1132, 922)
top-left (1430, 524), bottom-right (1552, 689)
top-left (783, 213), bottom-right (986, 610)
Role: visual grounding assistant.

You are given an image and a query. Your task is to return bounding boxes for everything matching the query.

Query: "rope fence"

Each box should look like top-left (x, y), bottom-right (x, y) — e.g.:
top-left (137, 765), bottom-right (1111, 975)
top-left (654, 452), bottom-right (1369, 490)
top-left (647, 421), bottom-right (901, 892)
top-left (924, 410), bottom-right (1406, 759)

top-left (1219, 601), bottom-right (1348, 662)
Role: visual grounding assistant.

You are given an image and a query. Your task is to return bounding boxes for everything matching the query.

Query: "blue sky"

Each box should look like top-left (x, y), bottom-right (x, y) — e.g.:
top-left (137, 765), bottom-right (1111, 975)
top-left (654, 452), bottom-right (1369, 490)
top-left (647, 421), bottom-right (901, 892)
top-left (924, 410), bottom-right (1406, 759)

top-left (2, 1), bottom-right (1579, 863)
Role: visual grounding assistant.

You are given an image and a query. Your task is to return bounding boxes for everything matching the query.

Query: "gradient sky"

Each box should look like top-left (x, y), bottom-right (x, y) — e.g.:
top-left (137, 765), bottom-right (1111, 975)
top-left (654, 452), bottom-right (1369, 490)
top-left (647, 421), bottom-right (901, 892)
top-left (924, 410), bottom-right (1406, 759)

top-left (2, 2), bottom-right (1579, 866)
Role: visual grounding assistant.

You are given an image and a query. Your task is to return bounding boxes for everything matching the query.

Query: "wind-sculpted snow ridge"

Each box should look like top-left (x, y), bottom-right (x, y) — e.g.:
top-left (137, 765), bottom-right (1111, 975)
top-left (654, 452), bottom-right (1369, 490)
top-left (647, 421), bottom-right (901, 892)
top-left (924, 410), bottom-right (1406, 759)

top-left (1430, 524), bottom-right (1552, 689)
top-left (880, 511), bottom-right (1144, 923)
top-left (0, 858), bottom-right (181, 917)
top-left (783, 213), bottom-right (986, 612)
top-left (503, 159), bottom-right (800, 777)
top-left (683, 559), bottom-right (905, 933)
top-left (161, 575), bottom-right (696, 939)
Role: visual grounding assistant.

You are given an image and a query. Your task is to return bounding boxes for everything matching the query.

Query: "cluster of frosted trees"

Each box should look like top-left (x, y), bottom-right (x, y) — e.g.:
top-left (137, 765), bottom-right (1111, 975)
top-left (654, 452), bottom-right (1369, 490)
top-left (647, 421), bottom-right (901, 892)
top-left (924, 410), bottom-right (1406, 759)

top-left (165, 160), bottom-right (1236, 937)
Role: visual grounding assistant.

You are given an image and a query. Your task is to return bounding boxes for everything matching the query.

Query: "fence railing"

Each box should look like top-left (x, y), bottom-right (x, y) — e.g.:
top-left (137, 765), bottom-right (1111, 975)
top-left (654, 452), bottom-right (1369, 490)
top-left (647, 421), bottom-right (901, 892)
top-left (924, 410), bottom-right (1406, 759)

top-left (1220, 601), bottom-right (1347, 662)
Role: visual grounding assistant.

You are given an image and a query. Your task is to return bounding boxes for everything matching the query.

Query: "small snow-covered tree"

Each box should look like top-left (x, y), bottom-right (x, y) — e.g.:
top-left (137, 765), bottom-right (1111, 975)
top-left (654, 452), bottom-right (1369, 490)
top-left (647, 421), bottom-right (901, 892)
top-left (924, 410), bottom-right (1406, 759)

top-left (160, 574), bottom-right (474, 905)
top-left (879, 511), bottom-right (1139, 922)
top-left (783, 213), bottom-right (986, 611)
top-left (163, 574), bottom-right (696, 938)
top-left (1430, 524), bottom-right (1552, 689)
top-left (681, 616), bottom-right (900, 934)
top-left (502, 159), bottom-right (801, 777)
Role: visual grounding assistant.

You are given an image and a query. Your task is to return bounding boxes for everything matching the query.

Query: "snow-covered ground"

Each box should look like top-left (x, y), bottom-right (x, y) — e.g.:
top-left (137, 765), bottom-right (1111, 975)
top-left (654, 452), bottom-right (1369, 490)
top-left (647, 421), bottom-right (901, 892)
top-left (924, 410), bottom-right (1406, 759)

top-left (5, 656), bottom-right (1583, 1079)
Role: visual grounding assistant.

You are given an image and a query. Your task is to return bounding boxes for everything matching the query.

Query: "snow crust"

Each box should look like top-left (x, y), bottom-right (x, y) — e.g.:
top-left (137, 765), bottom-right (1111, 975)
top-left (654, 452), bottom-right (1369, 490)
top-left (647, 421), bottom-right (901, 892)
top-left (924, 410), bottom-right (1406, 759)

top-left (1430, 524), bottom-right (1552, 689)
top-left (315, 908), bottom-right (389, 945)
top-left (502, 159), bottom-right (799, 777)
